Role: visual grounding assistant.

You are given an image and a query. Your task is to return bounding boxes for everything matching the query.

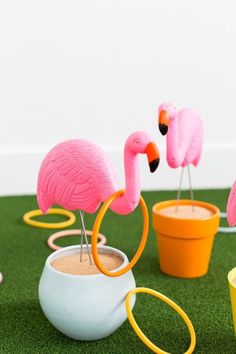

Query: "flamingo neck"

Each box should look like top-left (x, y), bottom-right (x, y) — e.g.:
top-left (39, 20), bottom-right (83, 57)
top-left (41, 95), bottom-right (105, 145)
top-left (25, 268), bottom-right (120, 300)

top-left (109, 147), bottom-right (141, 215)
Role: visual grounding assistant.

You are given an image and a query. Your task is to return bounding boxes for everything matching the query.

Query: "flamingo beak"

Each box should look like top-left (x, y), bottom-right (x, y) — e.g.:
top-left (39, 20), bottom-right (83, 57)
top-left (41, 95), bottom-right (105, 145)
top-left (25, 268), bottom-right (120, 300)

top-left (145, 142), bottom-right (160, 173)
top-left (159, 110), bottom-right (169, 135)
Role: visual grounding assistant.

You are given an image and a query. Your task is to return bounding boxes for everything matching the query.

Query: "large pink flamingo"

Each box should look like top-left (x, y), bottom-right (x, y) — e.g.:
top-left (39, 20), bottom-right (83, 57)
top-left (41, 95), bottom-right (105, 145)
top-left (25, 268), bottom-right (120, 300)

top-left (37, 131), bottom-right (160, 262)
top-left (227, 181), bottom-right (236, 226)
top-left (158, 103), bottom-right (203, 205)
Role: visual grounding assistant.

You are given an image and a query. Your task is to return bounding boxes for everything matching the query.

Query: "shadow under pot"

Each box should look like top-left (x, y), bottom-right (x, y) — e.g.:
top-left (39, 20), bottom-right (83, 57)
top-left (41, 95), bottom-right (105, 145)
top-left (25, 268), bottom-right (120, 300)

top-left (38, 245), bottom-right (136, 340)
top-left (152, 199), bottom-right (220, 278)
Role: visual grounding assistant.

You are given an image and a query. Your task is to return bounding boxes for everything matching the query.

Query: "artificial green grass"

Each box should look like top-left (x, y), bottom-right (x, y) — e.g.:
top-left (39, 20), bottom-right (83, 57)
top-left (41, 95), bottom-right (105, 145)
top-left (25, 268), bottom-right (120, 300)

top-left (0, 189), bottom-right (236, 354)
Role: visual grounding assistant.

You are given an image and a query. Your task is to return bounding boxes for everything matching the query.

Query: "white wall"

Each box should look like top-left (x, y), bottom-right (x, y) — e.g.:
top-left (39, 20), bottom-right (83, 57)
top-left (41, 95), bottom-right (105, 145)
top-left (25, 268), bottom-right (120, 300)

top-left (0, 0), bottom-right (236, 195)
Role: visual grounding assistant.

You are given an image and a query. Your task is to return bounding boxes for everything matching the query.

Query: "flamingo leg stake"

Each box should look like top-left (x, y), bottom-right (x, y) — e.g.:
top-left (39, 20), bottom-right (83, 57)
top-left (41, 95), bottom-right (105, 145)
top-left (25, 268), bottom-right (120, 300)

top-left (175, 166), bottom-right (195, 213)
top-left (79, 210), bottom-right (93, 265)
top-left (187, 165), bottom-right (195, 212)
top-left (175, 167), bottom-right (184, 212)
top-left (80, 211), bottom-right (84, 262)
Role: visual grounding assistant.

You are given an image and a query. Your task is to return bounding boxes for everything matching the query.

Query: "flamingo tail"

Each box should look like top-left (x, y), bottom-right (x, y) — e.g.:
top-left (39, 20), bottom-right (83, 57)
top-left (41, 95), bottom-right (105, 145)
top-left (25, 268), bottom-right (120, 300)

top-left (37, 191), bottom-right (53, 214)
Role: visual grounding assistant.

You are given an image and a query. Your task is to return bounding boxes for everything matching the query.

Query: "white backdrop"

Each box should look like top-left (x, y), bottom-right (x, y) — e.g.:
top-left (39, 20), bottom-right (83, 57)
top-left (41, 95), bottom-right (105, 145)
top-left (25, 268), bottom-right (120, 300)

top-left (0, 0), bottom-right (236, 195)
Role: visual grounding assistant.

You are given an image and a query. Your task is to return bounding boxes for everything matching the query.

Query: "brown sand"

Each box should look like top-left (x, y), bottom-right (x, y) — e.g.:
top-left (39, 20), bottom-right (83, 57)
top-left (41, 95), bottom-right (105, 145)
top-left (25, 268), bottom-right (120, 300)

top-left (51, 252), bottom-right (123, 275)
top-left (159, 205), bottom-right (213, 219)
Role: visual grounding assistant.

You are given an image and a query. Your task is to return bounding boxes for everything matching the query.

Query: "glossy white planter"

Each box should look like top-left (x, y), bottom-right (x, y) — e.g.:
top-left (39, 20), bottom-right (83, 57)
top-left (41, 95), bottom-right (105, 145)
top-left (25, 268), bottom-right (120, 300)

top-left (39, 245), bottom-right (136, 340)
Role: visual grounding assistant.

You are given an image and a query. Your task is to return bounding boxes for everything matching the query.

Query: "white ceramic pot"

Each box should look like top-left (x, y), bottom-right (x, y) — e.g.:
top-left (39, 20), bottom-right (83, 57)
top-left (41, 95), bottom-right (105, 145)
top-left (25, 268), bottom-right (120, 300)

top-left (38, 245), bottom-right (136, 341)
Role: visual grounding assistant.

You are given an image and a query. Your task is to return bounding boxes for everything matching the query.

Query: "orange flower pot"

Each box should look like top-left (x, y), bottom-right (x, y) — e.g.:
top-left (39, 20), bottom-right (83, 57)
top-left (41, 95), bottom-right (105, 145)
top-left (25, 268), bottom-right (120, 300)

top-left (152, 200), bottom-right (220, 278)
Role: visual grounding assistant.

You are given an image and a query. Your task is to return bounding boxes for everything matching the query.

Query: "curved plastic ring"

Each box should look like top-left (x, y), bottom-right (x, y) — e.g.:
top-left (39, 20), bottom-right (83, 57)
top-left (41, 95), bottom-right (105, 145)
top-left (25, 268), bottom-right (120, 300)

top-left (219, 212), bottom-right (236, 234)
top-left (0, 273), bottom-right (3, 284)
top-left (126, 287), bottom-right (196, 354)
top-left (48, 229), bottom-right (107, 251)
top-left (92, 189), bottom-right (149, 277)
top-left (23, 208), bottom-right (76, 229)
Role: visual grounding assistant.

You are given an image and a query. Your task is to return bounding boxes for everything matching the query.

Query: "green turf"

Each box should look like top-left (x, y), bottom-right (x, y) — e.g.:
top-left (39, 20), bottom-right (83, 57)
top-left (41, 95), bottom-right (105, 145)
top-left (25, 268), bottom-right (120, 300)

top-left (0, 189), bottom-right (236, 354)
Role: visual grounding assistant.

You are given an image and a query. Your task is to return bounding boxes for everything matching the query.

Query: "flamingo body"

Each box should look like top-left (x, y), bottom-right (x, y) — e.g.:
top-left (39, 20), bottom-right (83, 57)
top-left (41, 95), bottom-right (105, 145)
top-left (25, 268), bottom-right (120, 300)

top-left (227, 181), bottom-right (236, 226)
top-left (158, 103), bottom-right (204, 168)
top-left (37, 139), bottom-right (119, 214)
top-left (37, 132), bottom-right (159, 216)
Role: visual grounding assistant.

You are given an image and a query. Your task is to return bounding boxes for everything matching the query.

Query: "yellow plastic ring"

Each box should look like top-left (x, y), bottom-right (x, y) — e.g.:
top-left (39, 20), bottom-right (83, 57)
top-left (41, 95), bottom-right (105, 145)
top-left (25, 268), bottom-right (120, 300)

top-left (92, 189), bottom-right (149, 277)
top-left (48, 229), bottom-right (107, 251)
top-left (126, 287), bottom-right (196, 354)
top-left (23, 208), bottom-right (76, 229)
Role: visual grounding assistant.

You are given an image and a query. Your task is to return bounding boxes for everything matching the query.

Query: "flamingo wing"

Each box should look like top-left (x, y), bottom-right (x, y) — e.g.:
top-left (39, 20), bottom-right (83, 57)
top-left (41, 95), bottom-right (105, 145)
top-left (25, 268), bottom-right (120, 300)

top-left (166, 109), bottom-right (193, 168)
top-left (37, 139), bottom-right (117, 214)
top-left (179, 109), bottom-right (203, 167)
top-left (37, 140), bottom-right (100, 213)
top-left (227, 181), bottom-right (236, 226)
top-left (37, 159), bottom-right (98, 213)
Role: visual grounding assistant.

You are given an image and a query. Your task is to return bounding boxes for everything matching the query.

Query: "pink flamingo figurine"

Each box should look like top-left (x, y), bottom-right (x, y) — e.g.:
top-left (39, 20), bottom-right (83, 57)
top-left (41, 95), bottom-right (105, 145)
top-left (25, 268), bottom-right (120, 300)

top-left (158, 103), bottom-right (203, 208)
top-left (227, 181), bottom-right (236, 226)
top-left (37, 131), bottom-right (160, 263)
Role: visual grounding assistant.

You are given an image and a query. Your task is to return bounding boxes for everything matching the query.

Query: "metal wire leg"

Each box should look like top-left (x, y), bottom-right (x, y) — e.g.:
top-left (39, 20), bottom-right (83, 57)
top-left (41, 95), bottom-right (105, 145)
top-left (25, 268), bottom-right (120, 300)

top-left (187, 165), bottom-right (195, 212)
top-left (79, 210), bottom-right (93, 265)
top-left (79, 212), bottom-right (84, 263)
top-left (176, 167), bottom-right (184, 212)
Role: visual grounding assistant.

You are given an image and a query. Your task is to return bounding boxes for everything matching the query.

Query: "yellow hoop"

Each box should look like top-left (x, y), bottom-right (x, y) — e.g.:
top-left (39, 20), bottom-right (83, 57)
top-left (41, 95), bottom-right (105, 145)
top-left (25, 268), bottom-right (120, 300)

top-left (126, 287), bottom-right (196, 354)
top-left (23, 208), bottom-right (76, 229)
top-left (92, 190), bottom-right (149, 277)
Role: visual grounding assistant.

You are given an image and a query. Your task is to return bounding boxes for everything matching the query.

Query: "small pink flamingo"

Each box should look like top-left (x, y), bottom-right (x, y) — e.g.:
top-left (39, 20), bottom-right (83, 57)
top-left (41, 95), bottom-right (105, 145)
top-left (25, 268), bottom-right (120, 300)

top-left (158, 103), bottom-right (203, 207)
top-left (37, 131), bottom-right (160, 263)
top-left (227, 181), bottom-right (236, 226)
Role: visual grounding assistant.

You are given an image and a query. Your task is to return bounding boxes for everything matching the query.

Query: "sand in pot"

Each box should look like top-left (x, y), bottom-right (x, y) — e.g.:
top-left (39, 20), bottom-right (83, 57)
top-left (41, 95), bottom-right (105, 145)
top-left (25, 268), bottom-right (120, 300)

top-left (158, 205), bottom-right (213, 219)
top-left (51, 252), bottom-right (123, 275)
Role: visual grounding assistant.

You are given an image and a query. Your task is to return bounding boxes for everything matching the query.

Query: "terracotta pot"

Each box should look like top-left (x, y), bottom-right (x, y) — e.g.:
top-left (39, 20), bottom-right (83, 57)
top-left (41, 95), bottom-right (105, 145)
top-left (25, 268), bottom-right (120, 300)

top-left (152, 199), bottom-right (220, 278)
top-left (38, 245), bottom-right (136, 340)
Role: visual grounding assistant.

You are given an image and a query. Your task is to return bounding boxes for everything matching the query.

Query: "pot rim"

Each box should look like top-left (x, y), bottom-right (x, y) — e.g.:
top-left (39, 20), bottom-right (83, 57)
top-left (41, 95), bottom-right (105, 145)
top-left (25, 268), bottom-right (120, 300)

top-left (45, 244), bottom-right (129, 278)
top-left (152, 199), bottom-right (220, 222)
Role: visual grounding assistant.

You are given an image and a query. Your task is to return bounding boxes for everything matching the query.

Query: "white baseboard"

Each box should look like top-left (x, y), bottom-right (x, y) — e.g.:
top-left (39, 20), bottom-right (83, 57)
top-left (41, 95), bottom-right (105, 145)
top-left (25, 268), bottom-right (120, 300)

top-left (0, 143), bottom-right (234, 196)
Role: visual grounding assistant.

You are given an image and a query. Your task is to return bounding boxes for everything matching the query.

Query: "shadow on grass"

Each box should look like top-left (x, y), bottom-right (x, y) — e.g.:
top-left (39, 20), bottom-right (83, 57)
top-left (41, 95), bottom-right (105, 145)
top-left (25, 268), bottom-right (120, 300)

top-left (0, 300), bottom-right (235, 353)
top-left (0, 301), bottom-right (146, 354)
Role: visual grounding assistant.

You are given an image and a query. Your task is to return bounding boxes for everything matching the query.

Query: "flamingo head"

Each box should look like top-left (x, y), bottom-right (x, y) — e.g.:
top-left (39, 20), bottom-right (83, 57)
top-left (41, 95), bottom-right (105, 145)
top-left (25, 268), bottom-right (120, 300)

top-left (158, 102), bottom-right (177, 135)
top-left (125, 131), bottom-right (160, 173)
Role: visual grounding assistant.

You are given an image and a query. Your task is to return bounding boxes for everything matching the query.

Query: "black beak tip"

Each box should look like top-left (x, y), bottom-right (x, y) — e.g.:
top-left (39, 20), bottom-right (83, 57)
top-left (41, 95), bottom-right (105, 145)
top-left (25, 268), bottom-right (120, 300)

top-left (149, 158), bottom-right (160, 173)
top-left (159, 123), bottom-right (168, 136)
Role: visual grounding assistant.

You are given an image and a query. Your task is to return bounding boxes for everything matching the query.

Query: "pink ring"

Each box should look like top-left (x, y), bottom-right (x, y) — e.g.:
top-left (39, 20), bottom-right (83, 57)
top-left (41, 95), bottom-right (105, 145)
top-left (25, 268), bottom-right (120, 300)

top-left (47, 229), bottom-right (107, 251)
top-left (0, 273), bottom-right (3, 284)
